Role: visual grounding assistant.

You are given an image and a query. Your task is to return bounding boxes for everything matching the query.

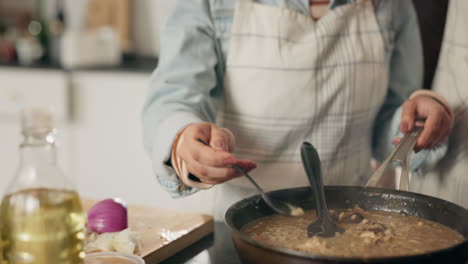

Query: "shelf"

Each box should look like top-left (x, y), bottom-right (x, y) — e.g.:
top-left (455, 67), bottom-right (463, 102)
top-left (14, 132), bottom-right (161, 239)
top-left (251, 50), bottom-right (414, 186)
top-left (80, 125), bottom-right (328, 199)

top-left (0, 56), bottom-right (158, 73)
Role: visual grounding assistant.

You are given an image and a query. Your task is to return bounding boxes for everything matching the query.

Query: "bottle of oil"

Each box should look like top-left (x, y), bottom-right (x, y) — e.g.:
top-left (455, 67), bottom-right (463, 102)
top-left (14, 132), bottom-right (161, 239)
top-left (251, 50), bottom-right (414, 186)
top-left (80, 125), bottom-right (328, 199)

top-left (0, 109), bottom-right (85, 264)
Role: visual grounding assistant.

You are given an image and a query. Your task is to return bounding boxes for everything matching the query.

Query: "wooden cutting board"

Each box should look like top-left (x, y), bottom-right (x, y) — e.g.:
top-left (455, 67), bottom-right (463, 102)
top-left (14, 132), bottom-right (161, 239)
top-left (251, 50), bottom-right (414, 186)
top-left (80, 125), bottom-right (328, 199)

top-left (82, 199), bottom-right (214, 263)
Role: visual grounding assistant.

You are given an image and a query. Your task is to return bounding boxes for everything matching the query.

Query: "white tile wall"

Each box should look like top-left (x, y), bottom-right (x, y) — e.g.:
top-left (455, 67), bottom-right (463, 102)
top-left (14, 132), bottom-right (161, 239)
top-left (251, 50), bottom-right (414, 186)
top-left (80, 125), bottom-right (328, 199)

top-left (0, 68), bottom-right (69, 120)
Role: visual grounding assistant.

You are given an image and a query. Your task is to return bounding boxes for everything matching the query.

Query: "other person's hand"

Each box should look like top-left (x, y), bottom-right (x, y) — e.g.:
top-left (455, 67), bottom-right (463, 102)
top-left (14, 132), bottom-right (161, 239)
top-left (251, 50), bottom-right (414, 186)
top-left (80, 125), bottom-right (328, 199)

top-left (399, 95), bottom-right (453, 151)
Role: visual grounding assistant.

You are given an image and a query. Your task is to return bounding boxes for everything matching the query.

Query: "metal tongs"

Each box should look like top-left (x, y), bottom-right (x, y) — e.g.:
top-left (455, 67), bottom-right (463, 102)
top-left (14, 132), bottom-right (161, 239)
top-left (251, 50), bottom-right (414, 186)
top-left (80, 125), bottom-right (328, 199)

top-left (365, 126), bottom-right (424, 191)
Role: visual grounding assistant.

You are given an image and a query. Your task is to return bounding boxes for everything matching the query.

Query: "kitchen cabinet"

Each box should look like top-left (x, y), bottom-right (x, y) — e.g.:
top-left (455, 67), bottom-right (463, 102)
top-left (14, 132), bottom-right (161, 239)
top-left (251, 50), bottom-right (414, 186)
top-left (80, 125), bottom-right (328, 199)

top-left (0, 67), bottom-right (215, 214)
top-left (2, 0), bottom-right (174, 57)
top-left (63, 0), bottom-right (174, 56)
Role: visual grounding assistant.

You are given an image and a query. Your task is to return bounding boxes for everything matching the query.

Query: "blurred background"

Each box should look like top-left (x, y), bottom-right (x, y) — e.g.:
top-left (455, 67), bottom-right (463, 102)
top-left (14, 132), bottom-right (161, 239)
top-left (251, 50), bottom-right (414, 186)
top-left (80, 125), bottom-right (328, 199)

top-left (0, 0), bottom-right (173, 64)
top-left (0, 0), bottom-right (216, 214)
top-left (0, 0), bottom-right (449, 214)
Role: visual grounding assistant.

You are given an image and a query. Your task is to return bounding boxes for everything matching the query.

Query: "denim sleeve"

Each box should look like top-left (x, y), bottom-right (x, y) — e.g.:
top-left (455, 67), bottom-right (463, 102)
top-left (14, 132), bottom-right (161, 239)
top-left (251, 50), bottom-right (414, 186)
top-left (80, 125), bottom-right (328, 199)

top-left (142, 0), bottom-right (221, 198)
top-left (372, 0), bottom-right (447, 170)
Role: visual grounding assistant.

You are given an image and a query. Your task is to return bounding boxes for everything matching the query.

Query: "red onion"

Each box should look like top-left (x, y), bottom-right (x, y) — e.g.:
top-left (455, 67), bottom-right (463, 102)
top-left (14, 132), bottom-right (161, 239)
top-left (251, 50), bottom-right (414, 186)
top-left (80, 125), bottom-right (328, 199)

top-left (88, 198), bottom-right (128, 234)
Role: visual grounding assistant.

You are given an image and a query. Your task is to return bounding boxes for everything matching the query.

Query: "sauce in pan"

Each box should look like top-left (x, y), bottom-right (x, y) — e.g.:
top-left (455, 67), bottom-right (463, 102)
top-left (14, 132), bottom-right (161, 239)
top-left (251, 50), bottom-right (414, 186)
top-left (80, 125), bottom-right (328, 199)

top-left (242, 208), bottom-right (464, 258)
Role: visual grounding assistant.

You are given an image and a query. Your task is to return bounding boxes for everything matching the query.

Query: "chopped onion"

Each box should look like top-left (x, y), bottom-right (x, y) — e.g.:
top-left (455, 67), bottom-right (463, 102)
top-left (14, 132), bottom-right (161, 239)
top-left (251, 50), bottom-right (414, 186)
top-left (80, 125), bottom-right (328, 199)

top-left (113, 229), bottom-right (137, 254)
top-left (88, 198), bottom-right (128, 234)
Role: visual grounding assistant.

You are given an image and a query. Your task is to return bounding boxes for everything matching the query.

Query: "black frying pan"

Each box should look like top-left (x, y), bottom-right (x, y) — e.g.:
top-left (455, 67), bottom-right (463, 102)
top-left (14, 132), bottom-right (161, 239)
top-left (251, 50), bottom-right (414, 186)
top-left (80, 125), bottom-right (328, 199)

top-left (225, 186), bottom-right (468, 264)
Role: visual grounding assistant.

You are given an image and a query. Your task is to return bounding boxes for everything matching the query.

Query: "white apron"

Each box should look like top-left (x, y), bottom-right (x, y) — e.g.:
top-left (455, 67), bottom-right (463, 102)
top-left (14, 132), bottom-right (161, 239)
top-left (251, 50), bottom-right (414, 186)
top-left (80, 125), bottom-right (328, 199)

top-left (412, 0), bottom-right (468, 208)
top-left (213, 0), bottom-right (388, 221)
top-left (209, 2), bottom-right (390, 262)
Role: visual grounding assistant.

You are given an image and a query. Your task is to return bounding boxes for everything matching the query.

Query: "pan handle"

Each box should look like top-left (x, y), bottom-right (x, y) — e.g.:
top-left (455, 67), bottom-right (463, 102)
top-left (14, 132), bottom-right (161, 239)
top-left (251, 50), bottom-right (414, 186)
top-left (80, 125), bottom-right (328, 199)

top-left (366, 126), bottom-right (423, 191)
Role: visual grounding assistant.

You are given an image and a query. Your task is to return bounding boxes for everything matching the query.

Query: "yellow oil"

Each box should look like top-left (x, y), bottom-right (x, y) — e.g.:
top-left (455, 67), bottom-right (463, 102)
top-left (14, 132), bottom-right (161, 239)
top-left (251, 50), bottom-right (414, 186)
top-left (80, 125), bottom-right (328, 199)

top-left (0, 188), bottom-right (85, 264)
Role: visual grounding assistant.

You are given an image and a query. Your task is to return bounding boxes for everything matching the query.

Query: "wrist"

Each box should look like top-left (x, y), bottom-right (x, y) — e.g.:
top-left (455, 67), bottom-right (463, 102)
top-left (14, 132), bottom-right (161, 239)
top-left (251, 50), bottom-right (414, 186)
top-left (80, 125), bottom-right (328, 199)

top-left (171, 126), bottom-right (213, 190)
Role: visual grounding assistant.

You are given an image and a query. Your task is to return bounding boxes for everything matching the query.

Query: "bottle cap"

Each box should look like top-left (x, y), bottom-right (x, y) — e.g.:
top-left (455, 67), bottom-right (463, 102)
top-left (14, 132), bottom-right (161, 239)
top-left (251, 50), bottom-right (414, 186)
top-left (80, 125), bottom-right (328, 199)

top-left (21, 108), bottom-right (54, 136)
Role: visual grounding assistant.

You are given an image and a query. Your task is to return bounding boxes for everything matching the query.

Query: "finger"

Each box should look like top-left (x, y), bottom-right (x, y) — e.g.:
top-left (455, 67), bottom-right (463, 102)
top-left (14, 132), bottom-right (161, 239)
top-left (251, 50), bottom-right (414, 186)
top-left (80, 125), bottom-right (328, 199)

top-left (416, 112), bottom-right (442, 150)
top-left (429, 128), bottom-right (444, 149)
top-left (224, 157), bottom-right (257, 171)
top-left (431, 112), bottom-right (452, 148)
top-left (392, 138), bottom-right (401, 145)
top-left (401, 100), bottom-right (417, 133)
top-left (222, 128), bottom-right (236, 152)
top-left (182, 122), bottom-right (212, 143)
top-left (179, 139), bottom-right (234, 168)
top-left (430, 117), bottom-right (445, 148)
top-left (187, 157), bottom-right (239, 181)
top-left (181, 144), bottom-right (255, 181)
top-left (185, 158), bottom-right (253, 184)
top-left (415, 120), bottom-right (425, 127)
top-left (209, 126), bottom-right (234, 152)
top-left (178, 124), bottom-right (234, 167)
top-left (430, 110), bottom-right (452, 148)
top-left (190, 156), bottom-right (257, 184)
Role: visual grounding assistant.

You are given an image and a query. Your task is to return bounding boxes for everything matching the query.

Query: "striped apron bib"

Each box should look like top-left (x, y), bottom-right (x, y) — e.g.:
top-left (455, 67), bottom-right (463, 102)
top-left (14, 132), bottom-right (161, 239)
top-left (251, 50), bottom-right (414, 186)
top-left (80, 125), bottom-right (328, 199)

top-left (217, 0), bottom-right (388, 193)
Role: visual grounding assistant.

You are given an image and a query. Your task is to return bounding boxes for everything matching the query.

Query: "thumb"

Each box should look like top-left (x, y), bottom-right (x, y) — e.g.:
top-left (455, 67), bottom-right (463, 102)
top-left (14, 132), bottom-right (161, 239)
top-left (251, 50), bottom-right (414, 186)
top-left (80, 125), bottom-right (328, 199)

top-left (222, 128), bottom-right (236, 152)
top-left (209, 125), bottom-right (235, 152)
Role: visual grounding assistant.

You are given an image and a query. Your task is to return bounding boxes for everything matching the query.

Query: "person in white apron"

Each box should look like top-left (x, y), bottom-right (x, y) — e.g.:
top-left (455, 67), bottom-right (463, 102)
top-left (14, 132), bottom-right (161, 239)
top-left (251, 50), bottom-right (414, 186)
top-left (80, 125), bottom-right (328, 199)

top-left (412, 0), bottom-right (468, 209)
top-left (143, 0), bottom-right (453, 262)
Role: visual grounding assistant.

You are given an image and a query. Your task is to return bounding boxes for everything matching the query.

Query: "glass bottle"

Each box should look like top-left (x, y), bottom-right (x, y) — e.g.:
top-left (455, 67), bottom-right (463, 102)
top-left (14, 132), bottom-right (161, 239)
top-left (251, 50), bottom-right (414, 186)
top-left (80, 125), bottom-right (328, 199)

top-left (0, 109), bottom-right (85, 264)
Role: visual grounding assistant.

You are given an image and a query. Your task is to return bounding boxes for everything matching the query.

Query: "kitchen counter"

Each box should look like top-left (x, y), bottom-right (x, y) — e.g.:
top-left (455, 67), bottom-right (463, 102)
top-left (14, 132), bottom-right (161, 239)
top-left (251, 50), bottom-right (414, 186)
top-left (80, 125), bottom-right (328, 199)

top-left (82, 199), bottom-right (214, 263)
top-left (161, 222), bottom-right (242, 264)
top-left (0, 56), bottom-right (158, 73)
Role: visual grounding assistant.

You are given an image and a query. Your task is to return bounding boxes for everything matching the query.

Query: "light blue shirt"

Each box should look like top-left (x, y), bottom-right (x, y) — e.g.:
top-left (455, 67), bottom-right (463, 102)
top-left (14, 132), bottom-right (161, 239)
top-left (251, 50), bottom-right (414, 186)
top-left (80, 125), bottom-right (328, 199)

top-left (142, 0), bottom-right (444, 197)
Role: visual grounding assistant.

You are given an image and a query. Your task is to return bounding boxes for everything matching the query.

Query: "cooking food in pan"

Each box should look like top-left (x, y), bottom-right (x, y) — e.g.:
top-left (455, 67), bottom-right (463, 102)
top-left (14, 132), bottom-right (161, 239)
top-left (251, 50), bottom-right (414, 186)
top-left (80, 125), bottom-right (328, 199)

top-left (242, 208), bottom-right (463, 258)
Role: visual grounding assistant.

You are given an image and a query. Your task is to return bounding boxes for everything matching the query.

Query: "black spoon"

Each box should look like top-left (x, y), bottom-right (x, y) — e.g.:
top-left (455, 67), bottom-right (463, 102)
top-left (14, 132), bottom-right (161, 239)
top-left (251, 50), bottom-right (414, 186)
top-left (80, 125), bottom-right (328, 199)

top-left (301, 142), bottom-right (344, 237)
